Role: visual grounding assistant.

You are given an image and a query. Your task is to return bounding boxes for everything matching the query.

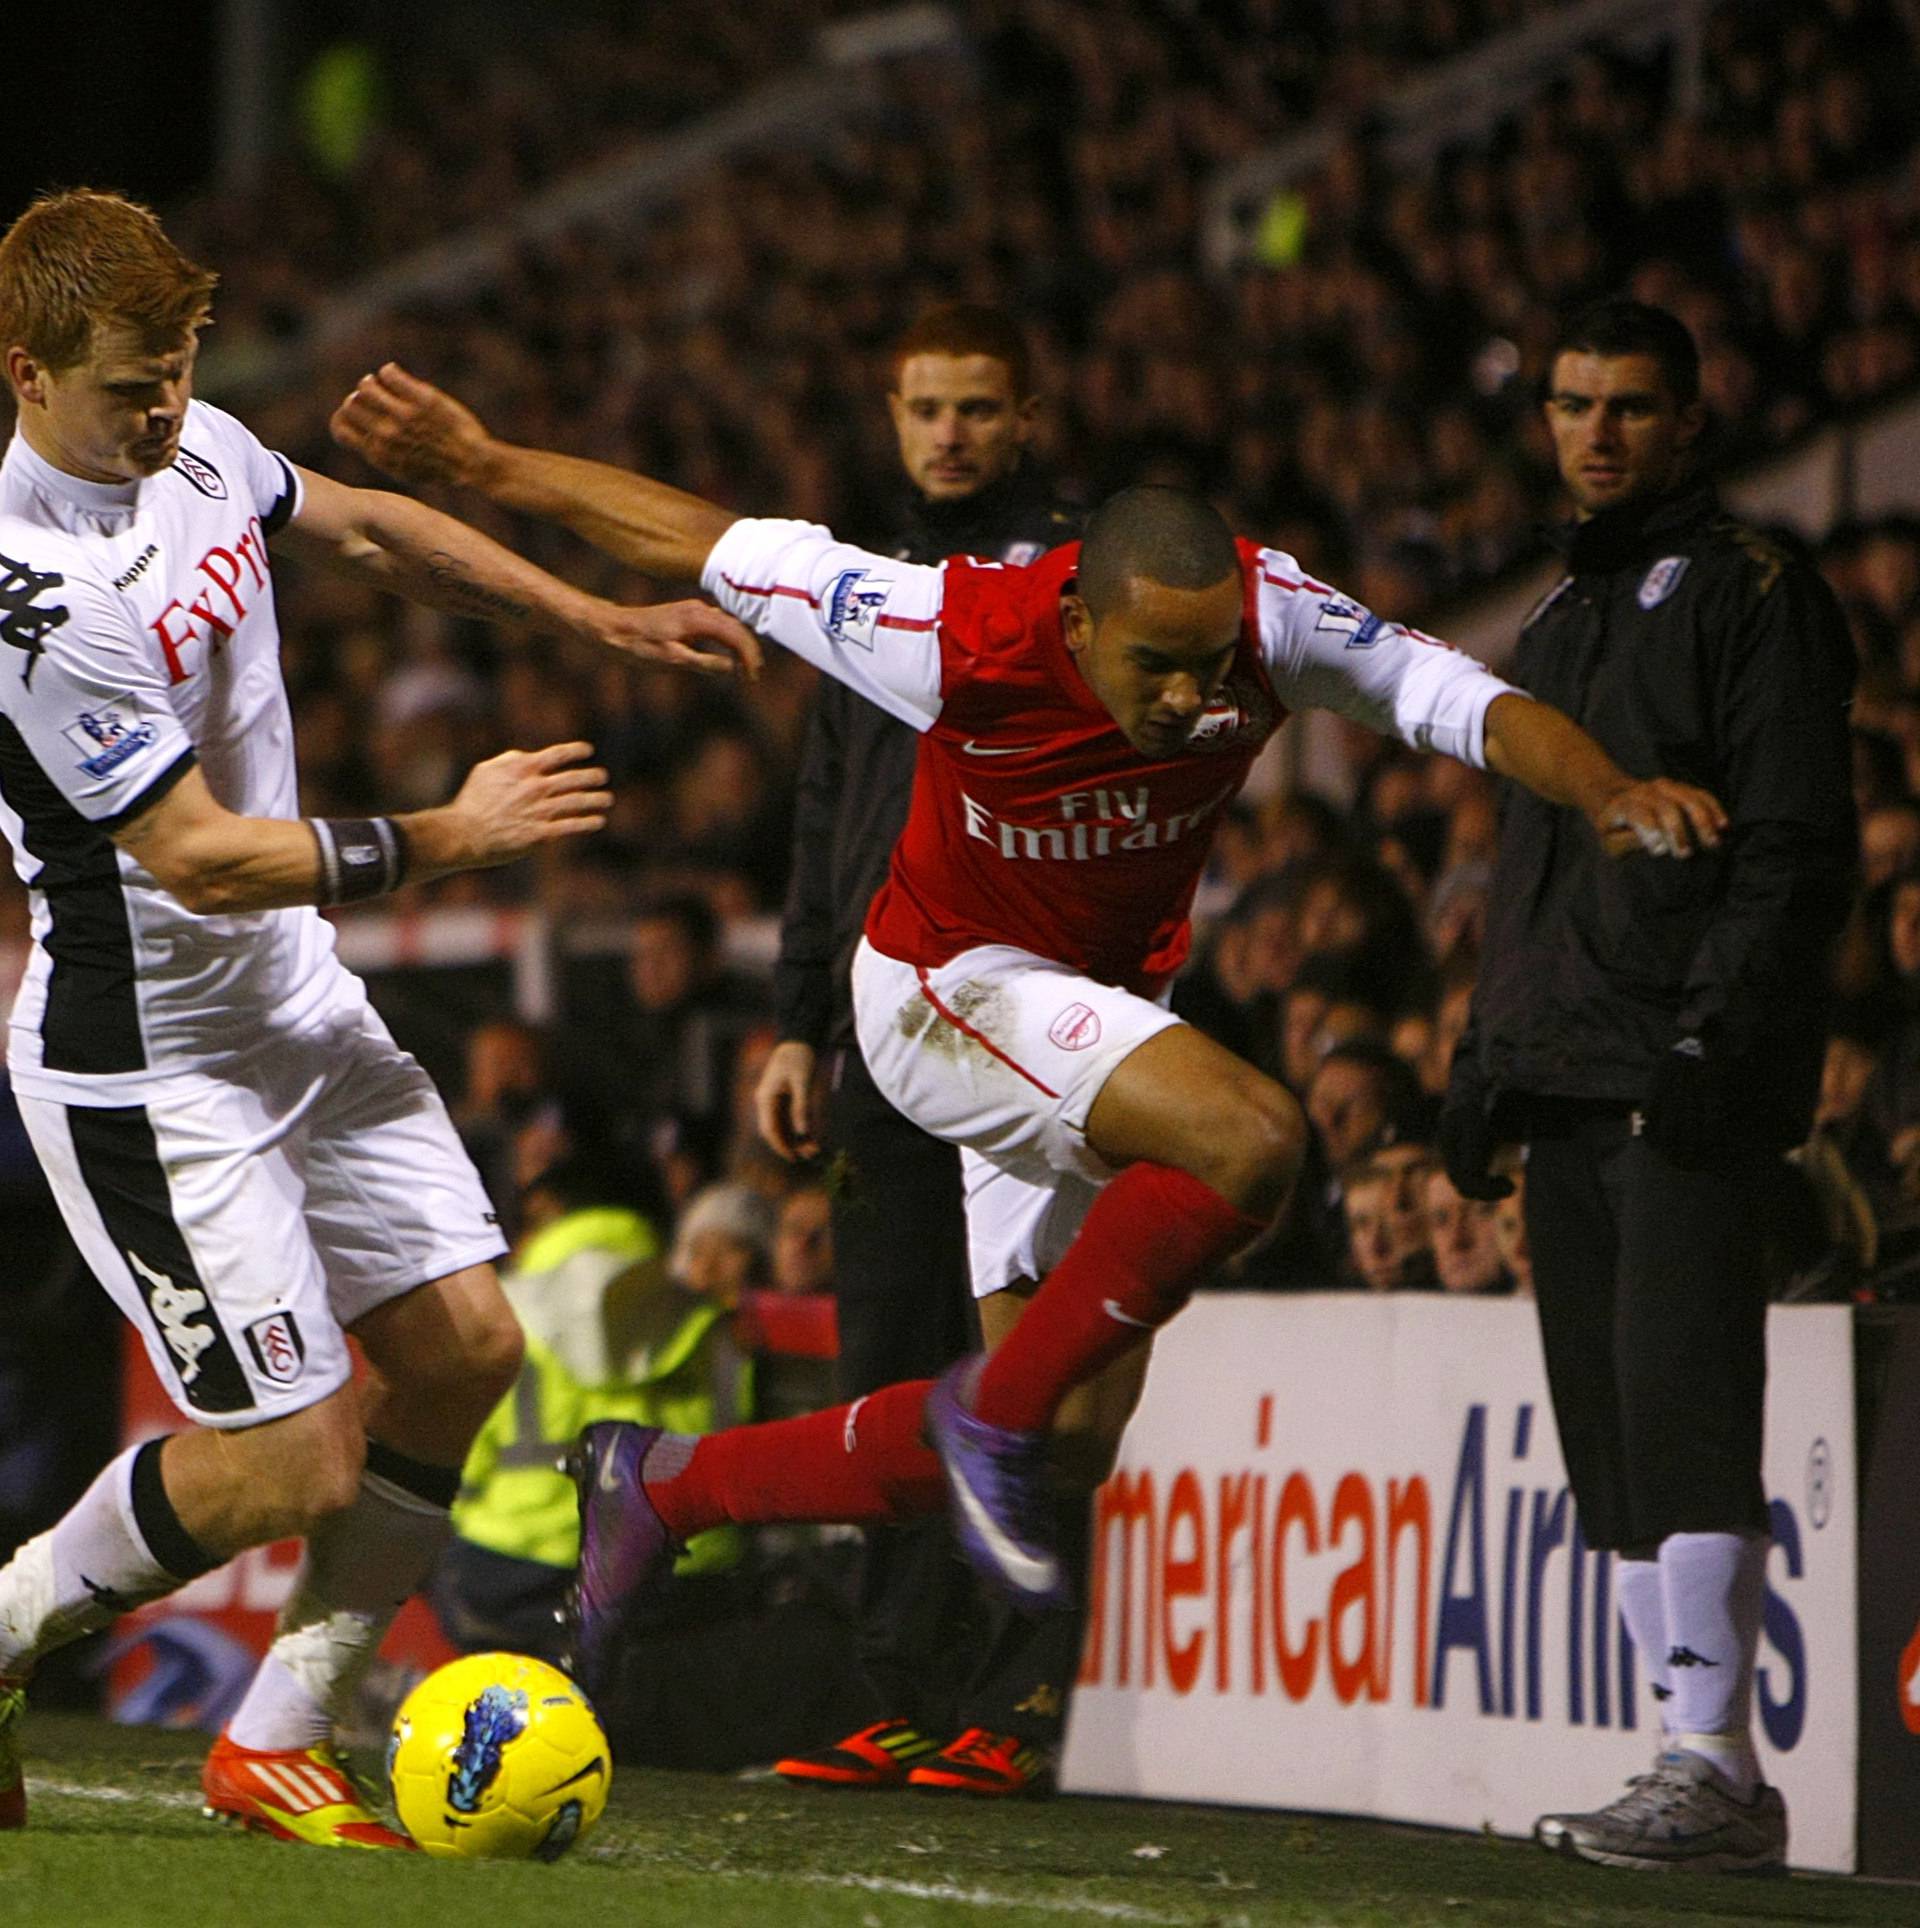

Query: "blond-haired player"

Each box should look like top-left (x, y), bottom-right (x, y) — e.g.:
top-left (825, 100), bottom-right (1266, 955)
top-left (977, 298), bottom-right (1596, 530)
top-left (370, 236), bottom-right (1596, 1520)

top-left (0, 190), bottom-right (755, 1847)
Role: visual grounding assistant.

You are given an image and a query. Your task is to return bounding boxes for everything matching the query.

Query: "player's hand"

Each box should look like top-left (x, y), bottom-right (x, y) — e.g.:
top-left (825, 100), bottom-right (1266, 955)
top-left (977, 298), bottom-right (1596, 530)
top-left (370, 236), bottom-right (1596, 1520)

top-left (590, 598), bottom-right (763, 679)
top-left (1593, 777), bottom-right (1727, 860)
top-left (434, 742), bottom-right (612, 869)
top-left (755, 1040), bottom-right (820, 1161)
top-left (331, 362), bottom-right (492, 489)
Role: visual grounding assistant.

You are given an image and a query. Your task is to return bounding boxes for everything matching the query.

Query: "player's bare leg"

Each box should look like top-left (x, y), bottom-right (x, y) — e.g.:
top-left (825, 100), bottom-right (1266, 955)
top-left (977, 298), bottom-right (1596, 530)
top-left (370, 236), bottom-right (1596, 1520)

top-left (204, 1262), bottom-right (520, 1847)
top-left (0, 1383), bottom-right (363, 1834)
top-left (570, 1024), bottom-right (1295, 1658)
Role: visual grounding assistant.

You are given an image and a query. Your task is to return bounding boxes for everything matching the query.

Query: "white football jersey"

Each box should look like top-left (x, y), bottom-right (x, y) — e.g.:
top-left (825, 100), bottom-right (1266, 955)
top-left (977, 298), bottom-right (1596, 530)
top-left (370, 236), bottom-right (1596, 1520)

top-left (0, 399), bottom-right (351, 1103)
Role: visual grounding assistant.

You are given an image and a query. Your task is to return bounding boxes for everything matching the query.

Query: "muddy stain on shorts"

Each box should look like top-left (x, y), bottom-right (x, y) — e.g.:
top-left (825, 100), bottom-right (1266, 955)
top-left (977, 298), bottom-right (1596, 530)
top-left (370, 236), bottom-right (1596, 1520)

top-left (897, 979), bottom-right (1010, 1070)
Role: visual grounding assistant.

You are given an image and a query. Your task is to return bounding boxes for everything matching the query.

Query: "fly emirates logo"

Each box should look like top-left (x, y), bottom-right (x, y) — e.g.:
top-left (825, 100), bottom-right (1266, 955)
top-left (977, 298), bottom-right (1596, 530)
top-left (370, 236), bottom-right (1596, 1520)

top-left (961, 782), bottom-right (1237, 863)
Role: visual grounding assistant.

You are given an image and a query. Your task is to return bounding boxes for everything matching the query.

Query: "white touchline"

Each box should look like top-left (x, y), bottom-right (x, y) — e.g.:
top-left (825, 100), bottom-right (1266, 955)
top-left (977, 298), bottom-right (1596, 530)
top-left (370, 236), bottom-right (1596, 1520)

top-left (29, 1777), bottom-right (202, 1809)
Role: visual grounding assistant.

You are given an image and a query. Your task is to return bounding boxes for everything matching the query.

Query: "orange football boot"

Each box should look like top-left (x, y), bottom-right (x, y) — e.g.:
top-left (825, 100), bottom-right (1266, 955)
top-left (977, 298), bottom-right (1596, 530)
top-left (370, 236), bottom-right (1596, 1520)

top-left (202, 1732), bottom-right (416, 1849)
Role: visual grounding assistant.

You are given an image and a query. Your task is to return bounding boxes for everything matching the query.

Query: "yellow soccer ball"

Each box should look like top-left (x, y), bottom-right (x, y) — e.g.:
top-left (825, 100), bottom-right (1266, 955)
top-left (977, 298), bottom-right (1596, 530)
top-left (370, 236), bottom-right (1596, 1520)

top-left (387, 1652), bottom-right (611, 1860)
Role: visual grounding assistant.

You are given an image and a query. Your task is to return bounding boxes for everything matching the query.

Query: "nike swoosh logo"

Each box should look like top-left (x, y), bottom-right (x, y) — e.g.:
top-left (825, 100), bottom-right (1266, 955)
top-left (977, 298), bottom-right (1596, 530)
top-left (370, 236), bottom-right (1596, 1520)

top-left (599, 1452), bottom-right (625, 1493)
top-left (961, 738), bottom-right (1029, 756)
top-left (1103, 1298), bottom-right (1154, 1329)
top-left (948, 1467), bottom-right (1059, 1596)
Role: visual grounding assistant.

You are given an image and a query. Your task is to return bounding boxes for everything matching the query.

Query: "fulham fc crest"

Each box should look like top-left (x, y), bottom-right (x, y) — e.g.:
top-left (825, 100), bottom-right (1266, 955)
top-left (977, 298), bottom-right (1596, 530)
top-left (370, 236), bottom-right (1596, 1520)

top-left (244, 1310), bottom-right (305, 1386)
top-left (1637, 555), bottom-right (1689, 609)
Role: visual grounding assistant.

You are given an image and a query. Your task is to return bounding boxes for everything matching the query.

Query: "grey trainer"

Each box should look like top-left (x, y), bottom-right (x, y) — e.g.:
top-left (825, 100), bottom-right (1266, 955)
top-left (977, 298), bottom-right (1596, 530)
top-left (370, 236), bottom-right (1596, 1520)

top-left (1535, 1749), bottom-right (1786, 1873)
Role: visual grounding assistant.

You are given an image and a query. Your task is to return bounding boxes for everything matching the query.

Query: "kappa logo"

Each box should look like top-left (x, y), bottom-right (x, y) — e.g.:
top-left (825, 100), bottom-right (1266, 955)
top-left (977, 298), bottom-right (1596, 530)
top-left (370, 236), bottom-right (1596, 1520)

top-left (172, 446), bottom-right (228, 500)
top-left (1900, 1616), bottom-right (1920, 1737)
top-left (824, 567), bottom-right (893, 650)
top-left (1638, 555), bottom-right (1689, 609)
top-left (0, 551), bottom-right (68, 688)
top-left (1048, 1003), bottom-right (1102, 1052)
top-left (1667, 1645), bottom-right (1720, 1669)
top-left (243, 1310), bottom-right (305, 1387)
top-left (63, 701), bottom-right (159, 780)
top-left (127, 1249), bottom-right (218, 1387)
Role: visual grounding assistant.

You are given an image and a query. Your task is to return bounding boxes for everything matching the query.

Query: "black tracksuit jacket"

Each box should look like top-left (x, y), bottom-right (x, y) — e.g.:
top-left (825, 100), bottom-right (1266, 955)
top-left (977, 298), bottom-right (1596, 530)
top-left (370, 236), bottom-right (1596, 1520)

top-left (1454, 480), bottom-right (1857, 1151)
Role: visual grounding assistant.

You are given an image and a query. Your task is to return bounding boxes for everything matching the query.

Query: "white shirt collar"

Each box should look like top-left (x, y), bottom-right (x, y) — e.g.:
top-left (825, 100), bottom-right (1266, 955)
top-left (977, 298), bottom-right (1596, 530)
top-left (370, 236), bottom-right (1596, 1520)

top-left (4, 430), bottom-right (145, 517)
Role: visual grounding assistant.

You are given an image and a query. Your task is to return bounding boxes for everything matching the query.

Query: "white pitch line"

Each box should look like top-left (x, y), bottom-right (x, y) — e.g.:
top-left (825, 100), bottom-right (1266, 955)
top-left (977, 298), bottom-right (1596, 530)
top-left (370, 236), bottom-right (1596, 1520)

top-left (587, 1852), bottom-right (1262, 1928)
top-left (801, 1871), bottom-right (1225, 1923)
top-left (37, 1780), bottom-right (1294, 1928)
top-left (28, 1778), bottom-right (202, 1809)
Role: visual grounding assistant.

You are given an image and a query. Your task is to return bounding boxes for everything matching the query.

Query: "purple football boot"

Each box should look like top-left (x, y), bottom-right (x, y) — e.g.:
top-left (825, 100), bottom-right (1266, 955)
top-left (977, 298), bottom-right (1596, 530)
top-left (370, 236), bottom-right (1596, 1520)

top-left (562, 1421), bottom-right (679, 1697)
top-left (924, 1359), bottom-right (1068, 1612)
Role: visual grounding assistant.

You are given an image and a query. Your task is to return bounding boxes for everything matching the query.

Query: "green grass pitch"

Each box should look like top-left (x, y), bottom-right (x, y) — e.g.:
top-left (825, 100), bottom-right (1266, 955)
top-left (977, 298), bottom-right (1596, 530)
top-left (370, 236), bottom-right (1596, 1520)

top-left (5, 1712), bottom-right (1915, 1927)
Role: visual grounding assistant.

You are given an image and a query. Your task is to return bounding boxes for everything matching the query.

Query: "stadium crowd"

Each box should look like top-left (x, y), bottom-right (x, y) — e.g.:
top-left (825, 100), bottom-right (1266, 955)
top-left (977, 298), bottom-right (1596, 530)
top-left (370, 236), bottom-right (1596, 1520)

top-left (2, 0), bottom-right (1919, 1316)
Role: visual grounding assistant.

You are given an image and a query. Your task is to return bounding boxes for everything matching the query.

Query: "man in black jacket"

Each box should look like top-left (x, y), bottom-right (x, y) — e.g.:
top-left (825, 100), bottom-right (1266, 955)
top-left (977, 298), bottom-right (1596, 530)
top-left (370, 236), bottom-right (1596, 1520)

top-left (1442, 301), bottom-right (1856, 1873)
top-left (749, 304), bottom-right (1081, 1796)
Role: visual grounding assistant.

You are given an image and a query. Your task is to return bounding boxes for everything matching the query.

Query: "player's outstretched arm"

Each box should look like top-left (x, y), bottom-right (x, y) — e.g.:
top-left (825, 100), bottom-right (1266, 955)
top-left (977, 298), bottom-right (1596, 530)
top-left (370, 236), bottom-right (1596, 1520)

top-left (331, 363), bottom-right (737, 588)
top-left (113, 745), bottom-right (612, 915)
top-left (277, 464), bottom-right (760, 678)
top-left (1482, 691), bottom-right (1727, 859)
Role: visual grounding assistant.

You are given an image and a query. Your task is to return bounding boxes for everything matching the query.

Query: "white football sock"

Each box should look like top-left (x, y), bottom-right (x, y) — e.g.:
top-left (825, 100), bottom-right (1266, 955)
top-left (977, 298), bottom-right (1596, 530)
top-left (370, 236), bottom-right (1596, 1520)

top-left (226, 1467), bottom-right (452, 1752)
top-left (0, 1445), bottom-right (196, 1677)
top-left (1613, 1557), bottom-right (1673, 1733)
top-left (1659, 1530), bottom-right (1767, 1796)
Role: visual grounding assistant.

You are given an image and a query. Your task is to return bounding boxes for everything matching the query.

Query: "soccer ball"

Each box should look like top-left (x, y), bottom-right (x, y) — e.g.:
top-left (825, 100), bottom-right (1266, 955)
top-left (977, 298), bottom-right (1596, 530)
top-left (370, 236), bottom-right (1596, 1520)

top-left (387, 1652), bottom-right (611, 1860)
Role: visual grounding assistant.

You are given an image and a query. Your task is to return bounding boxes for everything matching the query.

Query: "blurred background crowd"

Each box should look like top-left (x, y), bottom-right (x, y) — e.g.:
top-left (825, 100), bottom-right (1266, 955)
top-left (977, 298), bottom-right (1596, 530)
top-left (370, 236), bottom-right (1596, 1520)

top-left (7, 0), bottom-right (1920, 1595)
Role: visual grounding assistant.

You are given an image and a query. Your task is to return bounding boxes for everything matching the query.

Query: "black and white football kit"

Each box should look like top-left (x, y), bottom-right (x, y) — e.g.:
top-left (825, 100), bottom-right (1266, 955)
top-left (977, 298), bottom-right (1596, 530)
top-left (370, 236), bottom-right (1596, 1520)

top-left (0, 402), bottom-right (504, 1426)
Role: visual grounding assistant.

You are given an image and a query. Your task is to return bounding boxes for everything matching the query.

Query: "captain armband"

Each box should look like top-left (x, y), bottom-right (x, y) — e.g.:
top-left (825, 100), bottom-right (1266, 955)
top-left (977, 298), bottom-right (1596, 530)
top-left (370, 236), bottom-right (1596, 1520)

top-left (308, 816), bottom-right (411, 905)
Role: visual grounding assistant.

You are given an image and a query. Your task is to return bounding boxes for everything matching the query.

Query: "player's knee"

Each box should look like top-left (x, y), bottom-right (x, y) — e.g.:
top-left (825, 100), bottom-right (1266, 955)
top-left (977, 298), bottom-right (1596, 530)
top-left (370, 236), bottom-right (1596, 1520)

top-left (463, 1306), bottom-right (525, 1408)
top-left (1205, 1081), bottom-right (1307, 1218)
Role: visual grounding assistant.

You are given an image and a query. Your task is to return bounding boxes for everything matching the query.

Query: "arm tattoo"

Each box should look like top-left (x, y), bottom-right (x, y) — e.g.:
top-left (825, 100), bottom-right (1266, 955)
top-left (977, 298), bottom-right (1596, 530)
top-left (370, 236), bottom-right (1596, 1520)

top-left (421, 550), bottom-right (536, 624)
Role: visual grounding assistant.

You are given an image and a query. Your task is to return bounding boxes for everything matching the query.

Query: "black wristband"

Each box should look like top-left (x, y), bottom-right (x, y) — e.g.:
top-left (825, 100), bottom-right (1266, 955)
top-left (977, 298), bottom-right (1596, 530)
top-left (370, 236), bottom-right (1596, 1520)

top-left (309, 815), bottom-right (409, 905)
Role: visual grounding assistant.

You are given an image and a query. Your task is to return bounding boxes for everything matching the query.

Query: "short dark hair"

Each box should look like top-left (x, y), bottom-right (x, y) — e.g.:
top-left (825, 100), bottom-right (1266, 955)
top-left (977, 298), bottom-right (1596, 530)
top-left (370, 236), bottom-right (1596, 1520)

top-left (1549, 299), bottom-right (1700, 408)
top-left (1313, 1038), bottom-right (1429, 1144)
top-left (890, 302), bottom-right (1032, 396)
top-left (1076, 484), bottom-right (1240, 620)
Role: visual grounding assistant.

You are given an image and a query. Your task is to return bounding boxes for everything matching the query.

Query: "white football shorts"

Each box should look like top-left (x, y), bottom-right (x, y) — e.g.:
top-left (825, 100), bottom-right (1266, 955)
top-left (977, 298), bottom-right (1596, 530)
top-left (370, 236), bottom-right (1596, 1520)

top-left (852, 938), bottom-right (1181, 1298)
top-left (20, 997), bottom-right (505, 1427)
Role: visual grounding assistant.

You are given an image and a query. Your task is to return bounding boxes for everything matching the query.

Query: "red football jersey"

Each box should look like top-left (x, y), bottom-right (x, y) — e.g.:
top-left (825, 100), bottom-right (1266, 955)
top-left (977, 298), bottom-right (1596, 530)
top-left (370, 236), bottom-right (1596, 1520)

top-left (866, 541), bottom-right (1280, 991)
top-left (705, 519), bottom-right (1510, 992)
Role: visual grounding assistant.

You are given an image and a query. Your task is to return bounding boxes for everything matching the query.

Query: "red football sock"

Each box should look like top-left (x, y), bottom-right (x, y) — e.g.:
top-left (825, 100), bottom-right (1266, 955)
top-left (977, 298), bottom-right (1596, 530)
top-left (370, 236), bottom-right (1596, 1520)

top-left (644, 1379), bottom-right (944, 1540)
top-left (972, 1163), bottom-right (1263, 1431)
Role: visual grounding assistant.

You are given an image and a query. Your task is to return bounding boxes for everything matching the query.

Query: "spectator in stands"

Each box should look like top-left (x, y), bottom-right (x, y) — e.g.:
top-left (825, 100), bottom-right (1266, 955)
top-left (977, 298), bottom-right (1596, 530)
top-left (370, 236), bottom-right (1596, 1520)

top-left (561, 892), bottom-right (768, 1158)
top-left (1306, 1039), bottom-right (1430, 1172)
top-left (667, 1181), bottom-right (776, 1310)
top-left (1423, 1165), bottom-right (1510, 1295)
top-left (1341, 1150), bottom-right (1437, 1292)
top-left (770, 1183), bottom-right (834, 1299)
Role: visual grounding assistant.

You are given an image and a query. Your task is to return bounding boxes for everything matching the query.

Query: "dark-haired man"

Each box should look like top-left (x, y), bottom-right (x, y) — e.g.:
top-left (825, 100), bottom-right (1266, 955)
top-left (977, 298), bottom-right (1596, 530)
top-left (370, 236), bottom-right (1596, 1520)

top-left (332, 367), bottom-right (1725, 1690)
top-left (1441, 300), bottom-right (1856, 1873)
